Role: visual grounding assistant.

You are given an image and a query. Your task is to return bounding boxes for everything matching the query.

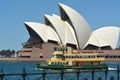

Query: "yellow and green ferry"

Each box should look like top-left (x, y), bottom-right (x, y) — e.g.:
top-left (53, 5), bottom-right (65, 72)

top-left (37, 46), bottom-right (108, 70)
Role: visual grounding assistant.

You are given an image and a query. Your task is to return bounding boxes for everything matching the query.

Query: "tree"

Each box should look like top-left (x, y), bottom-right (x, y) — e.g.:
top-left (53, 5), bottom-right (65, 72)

top-left (0, 49), bottom-right (15, 57)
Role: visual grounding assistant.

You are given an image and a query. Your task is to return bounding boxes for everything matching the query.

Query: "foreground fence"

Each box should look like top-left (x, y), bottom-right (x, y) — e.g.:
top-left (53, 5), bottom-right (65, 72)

top-left (0, 66), bottom-right (120, 80)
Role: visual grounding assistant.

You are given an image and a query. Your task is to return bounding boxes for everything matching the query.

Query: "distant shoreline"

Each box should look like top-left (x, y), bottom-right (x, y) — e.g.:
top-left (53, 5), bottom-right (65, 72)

top-left (0, 58), bottom-right (120, 62)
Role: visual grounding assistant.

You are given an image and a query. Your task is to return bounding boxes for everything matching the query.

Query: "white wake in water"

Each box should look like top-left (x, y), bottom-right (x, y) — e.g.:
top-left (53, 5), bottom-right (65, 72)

top-left (108, 67), bottom-right (117, 70)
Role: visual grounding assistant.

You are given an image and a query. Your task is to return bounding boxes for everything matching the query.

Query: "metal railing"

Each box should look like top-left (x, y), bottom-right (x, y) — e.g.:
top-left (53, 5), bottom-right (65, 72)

top-left (0, 66), bottom-right (119, 80)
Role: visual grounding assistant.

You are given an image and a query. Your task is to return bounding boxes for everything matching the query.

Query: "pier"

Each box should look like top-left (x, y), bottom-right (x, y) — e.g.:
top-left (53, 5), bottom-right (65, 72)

top-left (0, 66), bottom-right (120, 80)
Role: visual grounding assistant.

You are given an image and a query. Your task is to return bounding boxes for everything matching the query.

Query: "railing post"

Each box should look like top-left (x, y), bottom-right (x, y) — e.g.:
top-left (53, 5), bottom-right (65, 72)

top-left (76, 69), bottom-right (80, 80)
top-left (0, 68), bottom-right (4, 80)
top-left (60, 69), bottom-right (64, 80)
top-left (91, 69), bottom-right (94, 80)
top-left (22, 67), bottom-right (26, 80)
top-left (42, 69), bottom-right (46, 80)
top-left (105, 68), bottom-right (108, 80)
top-left (117, 65), bottom-right (119, 80)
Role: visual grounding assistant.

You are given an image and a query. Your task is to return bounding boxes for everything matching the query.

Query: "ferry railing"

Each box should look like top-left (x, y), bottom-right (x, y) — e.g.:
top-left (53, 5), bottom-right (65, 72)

top-left (0, 66), bottom-right (120, 80)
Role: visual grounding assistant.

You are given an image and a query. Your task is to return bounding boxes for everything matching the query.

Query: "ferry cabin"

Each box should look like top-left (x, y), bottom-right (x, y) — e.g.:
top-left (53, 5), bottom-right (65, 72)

top-left (48, 46), bottom-right (105, 66)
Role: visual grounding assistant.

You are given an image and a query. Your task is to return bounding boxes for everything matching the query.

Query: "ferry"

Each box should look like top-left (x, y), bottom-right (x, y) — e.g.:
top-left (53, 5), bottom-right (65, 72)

top-left (37, 46), bottom-right (108, 70)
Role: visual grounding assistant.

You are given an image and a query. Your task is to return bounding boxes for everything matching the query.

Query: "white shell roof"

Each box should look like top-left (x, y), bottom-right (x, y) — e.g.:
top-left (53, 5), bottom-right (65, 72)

top-left (84, 26), bottom-right (120, 49)
top-left (44, 15), bottom-right (66, 44)
top-left (24, 22), bottom-right (60, 43)
top-left (59, 3), bottom-right (92, 49)
top-left (64, 21), bottom-right (78, 47)
top-left (24, 3), bottom-right (120, 50)
top-left (84, 33), bottom-right (111, 48)
top-left (44, 15), bottom-right (78, 46)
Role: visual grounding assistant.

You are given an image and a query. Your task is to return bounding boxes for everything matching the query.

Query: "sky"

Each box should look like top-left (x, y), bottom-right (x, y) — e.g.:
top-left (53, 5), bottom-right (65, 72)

top-left (0, 0), bottom-right (120, 51)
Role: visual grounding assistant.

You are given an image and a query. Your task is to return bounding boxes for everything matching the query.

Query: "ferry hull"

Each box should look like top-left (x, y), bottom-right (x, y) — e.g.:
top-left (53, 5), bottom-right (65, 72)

top-left (36, 63), bottom-right (108, 70)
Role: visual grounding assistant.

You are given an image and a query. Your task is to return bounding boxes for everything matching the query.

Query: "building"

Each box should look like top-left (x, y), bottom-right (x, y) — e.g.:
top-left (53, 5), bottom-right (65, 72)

top-left (18, 3), bottom-right (120, 61)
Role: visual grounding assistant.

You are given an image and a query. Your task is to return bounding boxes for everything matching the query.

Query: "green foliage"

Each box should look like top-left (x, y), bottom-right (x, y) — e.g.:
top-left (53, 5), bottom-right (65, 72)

top-left (0, 49), bottom-right (15, 57)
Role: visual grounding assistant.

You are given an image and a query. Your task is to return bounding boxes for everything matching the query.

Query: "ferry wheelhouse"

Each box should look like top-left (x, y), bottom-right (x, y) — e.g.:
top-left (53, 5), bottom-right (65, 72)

top-left (37, 46), bottom-right (107, 69)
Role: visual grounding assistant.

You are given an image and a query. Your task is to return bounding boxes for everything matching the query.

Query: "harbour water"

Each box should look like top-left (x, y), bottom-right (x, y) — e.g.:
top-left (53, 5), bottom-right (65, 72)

top-left (0, 62), bottom-right (119, 80)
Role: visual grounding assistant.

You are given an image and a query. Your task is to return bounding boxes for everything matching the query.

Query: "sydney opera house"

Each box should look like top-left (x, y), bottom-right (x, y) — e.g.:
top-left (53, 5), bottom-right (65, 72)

top-left (18, 3), bottom-right (120, 61)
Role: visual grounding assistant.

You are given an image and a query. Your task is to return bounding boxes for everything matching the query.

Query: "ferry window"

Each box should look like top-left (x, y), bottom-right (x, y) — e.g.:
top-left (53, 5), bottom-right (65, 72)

top-left (56, 62), bottom-right (58, 65)
top-left (60, 62), bottom-right (62, 65)
top-left (84, 56), bottom-right (87, 58)
top-left (79, 56), bottom-right (82, 58)
top-left (60, 48), bottom-right (64, 51)
top-left (58, 62), bottom-right (60, 65)
top-left (83, 56), bottom-right (85, 58)
top-left (80, 56), bottom-right (82, 58)
top-left (65, 62), bottom-right (67, 65)
top-left (58, 62), bottom-right (61, 65)
top-left (66, 62), bottom-right (68, 65)
top-left (64, 62), bottom-right (66, 65)
top-left (81, 56), bottom-right (84, 58)
top-left (52, 62), bottom-right (53, 65)
top-left (97, 56), bottom-right (99, 58)
top-left (59, 48), bottom-right (61, 51)
top-left (74, 56), bottom-right (76, 58)
top-left (65, 56), bottom-right (68, 58)
top-left (76, 56), bottom-right (78, 58)
top-left (88, 56), bottom-right (90, 58)
top-left (65, 48), bottom-right (68, 51)
top-left (59, 62), bottom-right (61, 65)
top-left (57, 55), bottom-right (63, 59)
top-left (77, 56), bottom-right (79, 58)
top-left (62, 48), bottom-right (64, 51)
top-left (57, 62), bottom-right (60, 65)
top-left (73, 62), bottom-right (76, 65)
top-left (91, 56), bottom-right (95, 58)
top-left (69, 56), bottom-right (72, 58)
top-left (63, 62), bottom-right (65, 65)
top-left (95, 55), bottom-right (96, 58)
top-left (71, 56), bottom-right (74, 58)
top-left (68, 56), bottom-right (70, 58)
